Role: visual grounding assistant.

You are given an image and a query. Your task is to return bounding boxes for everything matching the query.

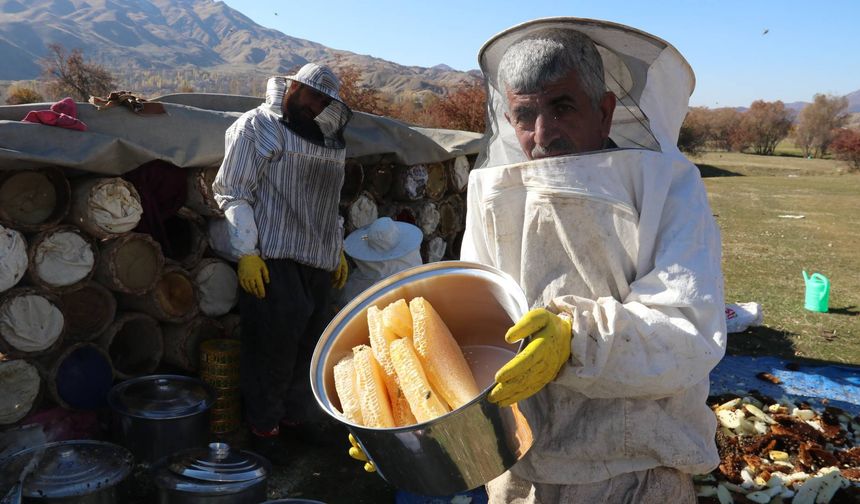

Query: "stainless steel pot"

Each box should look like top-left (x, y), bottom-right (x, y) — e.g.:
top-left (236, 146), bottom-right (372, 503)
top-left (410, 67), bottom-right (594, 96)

top-left (310, 261), bottom-right (534, 496)
top-left (0, 440), bottom-right (133, 503)
top-left (107, 374), bottom-right (215, 465)
top-left (153, 442), bottom-right (269, 504)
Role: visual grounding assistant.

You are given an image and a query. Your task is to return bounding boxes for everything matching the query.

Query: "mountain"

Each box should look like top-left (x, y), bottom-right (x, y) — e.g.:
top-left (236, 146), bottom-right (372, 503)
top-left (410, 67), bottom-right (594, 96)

top-left (846, 89), bottom-right (860, 113)
top-left (0, 0), bottom-right (476, 97)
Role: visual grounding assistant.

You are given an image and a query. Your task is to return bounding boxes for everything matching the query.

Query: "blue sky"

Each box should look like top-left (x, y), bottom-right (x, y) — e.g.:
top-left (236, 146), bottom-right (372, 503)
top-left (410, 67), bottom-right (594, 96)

top-left (222, 0), bottom-right (860, 108)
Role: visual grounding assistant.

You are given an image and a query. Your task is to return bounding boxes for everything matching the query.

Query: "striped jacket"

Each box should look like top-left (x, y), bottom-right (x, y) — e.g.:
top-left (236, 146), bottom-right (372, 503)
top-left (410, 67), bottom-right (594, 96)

top-left (213, 79), bottom-right (346, 270)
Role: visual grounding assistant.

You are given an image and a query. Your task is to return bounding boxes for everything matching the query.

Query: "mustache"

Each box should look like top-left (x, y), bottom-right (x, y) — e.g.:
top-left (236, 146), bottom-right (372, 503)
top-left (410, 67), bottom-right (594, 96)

top-left (531, 138), bottom-right (577, 159)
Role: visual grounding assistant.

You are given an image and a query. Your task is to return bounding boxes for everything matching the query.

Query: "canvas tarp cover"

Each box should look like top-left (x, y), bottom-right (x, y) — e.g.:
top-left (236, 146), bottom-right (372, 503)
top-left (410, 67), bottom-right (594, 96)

top-left (0, 94), bottom-right (484, 174)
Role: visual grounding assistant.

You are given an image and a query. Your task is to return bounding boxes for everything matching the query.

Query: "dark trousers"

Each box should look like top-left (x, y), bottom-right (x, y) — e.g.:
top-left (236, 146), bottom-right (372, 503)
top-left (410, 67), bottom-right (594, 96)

top-left (239, 258), bottom-right (333, 432)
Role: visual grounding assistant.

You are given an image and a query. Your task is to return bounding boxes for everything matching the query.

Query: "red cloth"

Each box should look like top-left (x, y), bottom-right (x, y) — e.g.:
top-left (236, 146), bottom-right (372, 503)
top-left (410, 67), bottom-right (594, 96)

top-left (22, 97), bottom-right (87, 131)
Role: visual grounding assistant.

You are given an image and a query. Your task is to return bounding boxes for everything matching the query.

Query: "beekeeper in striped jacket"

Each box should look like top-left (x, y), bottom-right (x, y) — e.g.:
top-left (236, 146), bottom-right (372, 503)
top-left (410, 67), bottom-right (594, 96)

top-left (461, 19), bottom-right (727, 503)
top-left (213, 63), bottom-right (353, 458)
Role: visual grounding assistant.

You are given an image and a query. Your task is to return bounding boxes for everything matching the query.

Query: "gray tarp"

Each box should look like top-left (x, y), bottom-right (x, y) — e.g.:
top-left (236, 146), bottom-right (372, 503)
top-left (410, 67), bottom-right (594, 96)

top-left (0, 94), bottom-right (484, 174)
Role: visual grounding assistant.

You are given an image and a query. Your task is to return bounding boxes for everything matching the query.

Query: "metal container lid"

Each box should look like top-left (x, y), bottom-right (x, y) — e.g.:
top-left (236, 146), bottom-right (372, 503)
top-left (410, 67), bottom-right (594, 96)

top-left (0, 440), bottom-right (133, 498)
top-left (108, 374), bottom-right (214, 419)
top-left (155, 443), bottom-right (269, 494)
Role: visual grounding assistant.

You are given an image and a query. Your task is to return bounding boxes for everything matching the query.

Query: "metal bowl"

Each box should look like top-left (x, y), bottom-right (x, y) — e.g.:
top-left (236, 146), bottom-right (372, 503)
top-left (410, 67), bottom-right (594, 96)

top-left (310, 261), bottom-right (534, 495)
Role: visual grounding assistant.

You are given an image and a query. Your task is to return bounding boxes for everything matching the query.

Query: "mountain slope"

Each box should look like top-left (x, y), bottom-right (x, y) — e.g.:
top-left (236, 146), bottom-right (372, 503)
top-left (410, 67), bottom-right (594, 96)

top-left (0, 0), bottom-right (475, 96)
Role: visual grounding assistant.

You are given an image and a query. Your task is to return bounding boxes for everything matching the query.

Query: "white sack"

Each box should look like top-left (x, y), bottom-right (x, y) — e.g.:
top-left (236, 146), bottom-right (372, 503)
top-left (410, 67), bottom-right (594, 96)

top-left (89, 181), bottom-right (143, 233)
top-left (194, 261), bottom-right (238, 316)
top-left (34, 231), bottom-right (95, 287)
top-left (0, 295), bottom-right (64, 353)
top-left (0, 226), bottom-right (27, 292)
top-left (0, 359), bottom-right (41, 424)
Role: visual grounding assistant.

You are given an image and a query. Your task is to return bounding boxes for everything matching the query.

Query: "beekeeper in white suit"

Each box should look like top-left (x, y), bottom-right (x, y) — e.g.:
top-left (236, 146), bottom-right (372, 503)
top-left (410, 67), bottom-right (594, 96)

top-left (462, 18), bottom-right (727, 503)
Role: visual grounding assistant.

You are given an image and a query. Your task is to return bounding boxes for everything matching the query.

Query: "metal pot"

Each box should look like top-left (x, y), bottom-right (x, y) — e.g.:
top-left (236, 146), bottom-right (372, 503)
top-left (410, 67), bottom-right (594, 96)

top-left (310, 261), bottom-right (534, 496)
top-left (0, 440), bottom-right (133, 503)
top-left (153, 442), bottom-right (269, 504)
top-left (108, 374), bottom-right (215, 465)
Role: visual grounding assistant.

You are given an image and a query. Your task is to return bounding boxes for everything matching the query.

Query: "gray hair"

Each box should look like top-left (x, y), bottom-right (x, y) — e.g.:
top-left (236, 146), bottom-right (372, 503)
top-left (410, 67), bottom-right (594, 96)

top-left (498, 29), bottom-right (606, 110)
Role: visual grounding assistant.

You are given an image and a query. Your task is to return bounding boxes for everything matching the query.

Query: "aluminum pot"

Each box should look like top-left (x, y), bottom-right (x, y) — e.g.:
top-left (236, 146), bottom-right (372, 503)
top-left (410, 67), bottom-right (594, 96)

top-left (0, 440), bottom-right (133, 503)
top-left (311, 261), bottom-right (534, 496)
top-left (153, 442), bottom-right (269, 504)
top-left (108, 374), bottom-right (215, 465)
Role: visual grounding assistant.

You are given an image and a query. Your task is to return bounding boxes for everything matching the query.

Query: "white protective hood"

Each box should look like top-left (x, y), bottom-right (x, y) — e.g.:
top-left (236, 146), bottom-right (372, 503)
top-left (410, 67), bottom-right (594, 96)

top-left (477, 17), bottom-right (695, 166)
top-left (463, 18), bottom-right (726, 484)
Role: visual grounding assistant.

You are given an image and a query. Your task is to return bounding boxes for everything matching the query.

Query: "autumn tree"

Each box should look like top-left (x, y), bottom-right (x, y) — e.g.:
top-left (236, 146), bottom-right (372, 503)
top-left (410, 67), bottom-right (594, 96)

top-left (40, 43), bottom-right (115, 101)
top-left (708, 108), bottom-right (745, 151)
top-left (793, 94), bottom-right (849, 158)
top-left (5, 85), bottom-right (44, 105)
top-left (737, 100), bottom-right (793, 155)
top-left (425, 79), bottom-right (487, 133)
top-left (333, 60), bottom-right (389, 116)
top-left (678, 106), bottom-right (711, 155)
top-left (831, 128), bottom-right (860, 172)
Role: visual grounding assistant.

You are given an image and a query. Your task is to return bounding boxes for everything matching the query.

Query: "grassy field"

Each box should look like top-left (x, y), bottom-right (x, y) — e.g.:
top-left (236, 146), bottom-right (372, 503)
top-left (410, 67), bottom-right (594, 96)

top-left (689, 149), bottom-right (860, 365)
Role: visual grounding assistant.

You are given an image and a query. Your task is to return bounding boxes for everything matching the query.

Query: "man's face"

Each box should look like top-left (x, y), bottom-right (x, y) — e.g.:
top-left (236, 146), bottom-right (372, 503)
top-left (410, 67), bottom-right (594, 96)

top-left (284, 82), bottom-right (332, 124)
top-left (505, 69), bottom-right (616, 160)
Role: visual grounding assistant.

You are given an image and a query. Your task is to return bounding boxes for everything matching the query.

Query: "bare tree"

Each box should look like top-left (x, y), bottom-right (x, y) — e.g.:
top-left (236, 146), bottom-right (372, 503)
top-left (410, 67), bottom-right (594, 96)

top-left (793, 94), bottom-right (849, 158)
top-left (40, 43), bottom-right (115, 101)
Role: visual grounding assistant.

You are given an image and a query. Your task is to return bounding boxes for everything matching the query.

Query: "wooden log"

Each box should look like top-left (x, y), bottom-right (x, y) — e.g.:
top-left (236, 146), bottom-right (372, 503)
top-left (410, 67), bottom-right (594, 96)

top-left (0, 225), bottom-right (28, 294)
top-left (390, 164), bottom-right (428, 201)
top-left (0, 359), bottom-right (42, 426)
top-left (346, 191), bottom-right (378, 233)
top-left (185, 165), bottom-right (224, 217)
top-left (218, 313), bottom-right (241, 340)
top-left (339, 159), bottom-right (365, 208)
top-left (26, 225), bottom-right (97, 292)
top-left (0, 167), bottom-right (71, 233)
top-left (162, 316), bottom-right (224, 372)
top-left (58, 281), bottom-right (117, 342)
top-left (162, 207), bottom-right (207, 269)
top-left (45, 342), bottom-right (114, 410)
top-left (0, 287), bottom-right (64, 358)
top-left (94, 232), bottom-right (164, 295)
top-left (424, 162), bottom-right (448, 201)
top-left (448, 156), bottom-right (471, 194)
top-left (363, 163), bottom-right (393, 200)
top-left (421, 235), bottom-right (447, 264)
top-left (99, 312), bottom-right (163, 380)
top-left (118, 265), bottom-right (199, 323)
top-left (438, 193), bottom-right (466, 237)
top-left (66, 177), bottom-right (143, 239)
top-left (191, 258), bottom-right (238, 317)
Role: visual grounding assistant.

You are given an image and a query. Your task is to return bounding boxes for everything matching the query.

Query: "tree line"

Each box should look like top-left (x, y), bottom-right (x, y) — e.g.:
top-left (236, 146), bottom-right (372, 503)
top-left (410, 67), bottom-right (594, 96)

top-left (4, 44), bottom-right (858, 170)
top-left (678, 94), bottom-right (856, 167)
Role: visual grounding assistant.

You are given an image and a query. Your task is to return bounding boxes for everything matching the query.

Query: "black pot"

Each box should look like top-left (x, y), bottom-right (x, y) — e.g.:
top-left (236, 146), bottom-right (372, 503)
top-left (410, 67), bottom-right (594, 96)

top-left (108, 374), bottom-right (215, 465)
top-left (0, 440), bottom-right (133, 503)
top-left (153, 442), bottom-right (270, 504)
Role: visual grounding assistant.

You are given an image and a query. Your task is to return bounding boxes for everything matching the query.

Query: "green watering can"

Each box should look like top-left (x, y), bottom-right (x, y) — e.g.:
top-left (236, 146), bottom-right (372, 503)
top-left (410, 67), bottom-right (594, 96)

top-left (802, 271), bottom-right (830, 313)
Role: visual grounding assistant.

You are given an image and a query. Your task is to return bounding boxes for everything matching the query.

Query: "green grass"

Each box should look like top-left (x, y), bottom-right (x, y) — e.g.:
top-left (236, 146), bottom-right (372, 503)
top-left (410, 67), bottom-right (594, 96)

top-left (696, 151), bottom-right (860, 365)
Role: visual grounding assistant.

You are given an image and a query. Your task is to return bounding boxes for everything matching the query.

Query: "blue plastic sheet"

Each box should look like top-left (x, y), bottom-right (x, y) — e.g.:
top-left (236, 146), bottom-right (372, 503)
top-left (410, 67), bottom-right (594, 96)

top-left (709, 354), bottom-right (860, 415)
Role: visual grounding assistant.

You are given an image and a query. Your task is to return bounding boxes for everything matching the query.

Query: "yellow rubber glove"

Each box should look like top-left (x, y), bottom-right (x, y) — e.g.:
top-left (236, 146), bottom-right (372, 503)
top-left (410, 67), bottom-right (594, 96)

top-left (237, 255), bottom-right (269, 299)
top-left (348, 434), bottom-right (376, 472)
top-left (332, 250), bottom-right (349, 289)
top-left (488, 308), bottom-right (572, 407)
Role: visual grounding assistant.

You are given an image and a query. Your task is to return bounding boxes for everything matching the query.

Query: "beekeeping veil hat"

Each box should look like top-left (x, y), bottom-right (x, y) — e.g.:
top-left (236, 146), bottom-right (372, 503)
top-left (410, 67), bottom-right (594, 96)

top-left (266, 62), bottom-right (353, 149)
top-left (477, 17), bottom-right (695, 167)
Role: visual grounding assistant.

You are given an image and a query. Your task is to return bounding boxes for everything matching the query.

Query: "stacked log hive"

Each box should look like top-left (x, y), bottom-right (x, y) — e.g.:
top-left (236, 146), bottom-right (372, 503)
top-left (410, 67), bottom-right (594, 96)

top-left (340, 156), bottom-right (473, 263)
top-left (0, 151), bottom-right (474, 433)
top-left (0, 168), bottom-right (235, 425)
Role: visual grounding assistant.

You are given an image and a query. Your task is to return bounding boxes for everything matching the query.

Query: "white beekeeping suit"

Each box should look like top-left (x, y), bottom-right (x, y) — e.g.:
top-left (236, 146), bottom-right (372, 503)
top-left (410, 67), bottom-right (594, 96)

top-left (461, 17), bottom-right (727, 489)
